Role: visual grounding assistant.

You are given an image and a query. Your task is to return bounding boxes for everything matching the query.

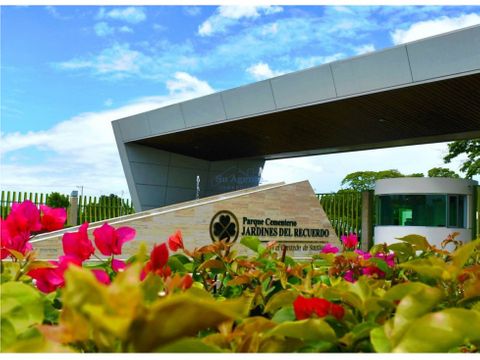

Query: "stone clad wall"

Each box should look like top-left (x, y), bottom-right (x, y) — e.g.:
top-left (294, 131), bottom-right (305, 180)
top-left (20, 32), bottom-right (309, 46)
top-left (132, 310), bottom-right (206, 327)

top-left (32, 181), bottom-right (340, 260)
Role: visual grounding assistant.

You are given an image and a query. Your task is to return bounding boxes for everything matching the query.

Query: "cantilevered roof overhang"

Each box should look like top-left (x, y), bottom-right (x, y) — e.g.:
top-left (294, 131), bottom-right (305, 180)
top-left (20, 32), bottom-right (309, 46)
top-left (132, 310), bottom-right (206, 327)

top-left (112, 25), bottom-right (480, 210)
top-left (113, 25), bottom-right (480, 162)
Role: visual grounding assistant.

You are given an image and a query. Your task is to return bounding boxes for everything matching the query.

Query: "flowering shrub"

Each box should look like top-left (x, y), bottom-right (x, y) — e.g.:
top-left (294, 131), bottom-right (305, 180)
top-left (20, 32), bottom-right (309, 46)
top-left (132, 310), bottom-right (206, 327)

top-left (1, 200), bottom-right (480, 353)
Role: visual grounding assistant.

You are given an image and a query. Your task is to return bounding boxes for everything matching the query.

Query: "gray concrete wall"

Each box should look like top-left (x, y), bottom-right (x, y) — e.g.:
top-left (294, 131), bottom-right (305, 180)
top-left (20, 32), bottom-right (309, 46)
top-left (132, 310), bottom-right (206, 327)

top-left (115, 141), bottom-right (264, 211)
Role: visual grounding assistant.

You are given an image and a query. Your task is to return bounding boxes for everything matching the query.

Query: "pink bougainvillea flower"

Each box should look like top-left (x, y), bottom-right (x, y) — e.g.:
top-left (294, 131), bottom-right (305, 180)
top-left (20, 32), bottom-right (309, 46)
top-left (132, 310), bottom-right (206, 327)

top-left (375, 252), bottom-right (395, 267)
top-left (343, 270), bottom-right (355, 283)
top-left (293, 295), bottom-right (345, 320)
top-left (62, 222), bottom-right (95, 262)
top-left (111, 258), bottom-right (127, 273)
top-left (341, 233), bottom-right (358, 250)
top-left (40, 205), bottom-right (67, 232)
top-left (1, 218), bottom-right (32, 259)
top-left (143, 243), bottom-right (171, 279)
top-left (28, 255), bottom-right (81, 294)
top-left (168, 230), bottom-right (184, 252)
top-left (91, 269), bottom-right (111, 285)
top-left (355, 249), bottom-right (372, 260)
top-left (1, 200), bottom-right (43, 258)
top-left (93, 222), bottom-right (136, 256)
top-left (10, 200), bottom-right (42, 234)
top-left (362, 265), bottom-right (385, 278)
top-left (321, 243), bottom-right (339, 254)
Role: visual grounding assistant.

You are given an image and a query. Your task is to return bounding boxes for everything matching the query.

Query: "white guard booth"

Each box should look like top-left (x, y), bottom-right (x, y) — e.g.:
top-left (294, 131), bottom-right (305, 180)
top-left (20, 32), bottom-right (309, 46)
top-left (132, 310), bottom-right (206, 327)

top-left (374, 177), bottom-right (478, 248)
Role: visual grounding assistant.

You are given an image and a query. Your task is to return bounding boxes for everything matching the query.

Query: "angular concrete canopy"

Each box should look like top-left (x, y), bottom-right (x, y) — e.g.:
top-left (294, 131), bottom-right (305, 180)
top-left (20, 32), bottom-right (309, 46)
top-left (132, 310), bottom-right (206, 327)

top-left (112, 25), bottom-right (480, 211)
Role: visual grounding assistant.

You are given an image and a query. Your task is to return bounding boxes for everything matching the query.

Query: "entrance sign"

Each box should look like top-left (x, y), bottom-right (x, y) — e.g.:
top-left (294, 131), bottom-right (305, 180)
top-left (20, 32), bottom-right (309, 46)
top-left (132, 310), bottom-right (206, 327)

top-left (32, 181), bottom-right (340, 259)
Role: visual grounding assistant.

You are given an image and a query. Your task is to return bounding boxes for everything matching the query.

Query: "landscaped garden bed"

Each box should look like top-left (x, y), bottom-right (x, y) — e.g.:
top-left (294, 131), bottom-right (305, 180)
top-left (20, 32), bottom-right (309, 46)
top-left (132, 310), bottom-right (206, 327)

top-left (1, 200), bottom-right (479, 352)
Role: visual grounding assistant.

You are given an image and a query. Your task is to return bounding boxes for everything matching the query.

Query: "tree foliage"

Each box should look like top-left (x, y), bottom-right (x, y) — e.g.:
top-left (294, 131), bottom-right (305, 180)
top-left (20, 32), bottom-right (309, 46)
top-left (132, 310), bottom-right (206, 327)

top-left (427, 167), bottom-right (459, 178)
top-left (443, 139), bottom-right (480, 179)
top-left (340, 170), bottom-right (424, 192)
top-left (46, 192), bottom-right (70, 209)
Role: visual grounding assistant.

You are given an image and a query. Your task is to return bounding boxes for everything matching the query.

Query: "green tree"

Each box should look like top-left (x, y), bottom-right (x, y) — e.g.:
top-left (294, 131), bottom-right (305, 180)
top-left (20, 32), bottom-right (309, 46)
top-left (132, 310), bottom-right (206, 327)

top-left (340, 169), bottom-right (404, 191)
top-left (443, 139), bottom-right (480, 179)
top-left (427, 167), bottom-right (460, 178)
top-left (46, 192), bottom-right (70, 209)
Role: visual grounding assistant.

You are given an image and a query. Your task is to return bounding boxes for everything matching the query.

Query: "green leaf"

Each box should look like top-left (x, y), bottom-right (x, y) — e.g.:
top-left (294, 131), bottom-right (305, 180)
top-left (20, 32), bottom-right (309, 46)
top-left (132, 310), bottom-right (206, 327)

top-left (384, 282), bottom-right (436, 302)
top-left (390, 285), bottom-right (443, 346)
top-left (264, 290), bottom-right (298, 313)
top-left (451, 239), bottom-right (480, 269)
top-left (25, 260), bottom-right (56, 272)
top-left (6, 249), bottom-right (25, 261)
top-left (43, 295), bottom-right (60, 325)
top-left (240, 236), bottom-right (261, 253)
top-left (387, 243), bottom-right (414, 262)
top-left (130, 292), bottom-right (251, 352)
top-left (370, 326), bottom-right (391, 353)
top-left (393, 308), bottom-right (480, 352)
top-left (395, 234), bottom-right (430, 251)
top-left (398, 257), bottom-right (448, 280)
top-left (1, 282), bottom-right (44, 334)
top-left (167, 256), bottom-right (187, 272)
top-left (62, 264), bottom-right (143, 344)
top-left (170, 253), bottom-right (192, 264)
top-left (368, 258), bottom-right (391, 276)
top-left (155, 337), bottom-right (224, 353)
top-left (271, 306), bottom-right (296, 323)
top-left (4, 332), bottom-right (73, 353)
top-left (1, 318), bottom-right (16, 351)
top-left (1, 261), bottom-right (20, 283)
top-left (298, 340), bottom-right (334, 353)
top-left (268, 318), bottom-right (336, 343)
top-left (197, 259), bottom-right (225, 271)
top-left (141, 273), bottom-right (164, 303)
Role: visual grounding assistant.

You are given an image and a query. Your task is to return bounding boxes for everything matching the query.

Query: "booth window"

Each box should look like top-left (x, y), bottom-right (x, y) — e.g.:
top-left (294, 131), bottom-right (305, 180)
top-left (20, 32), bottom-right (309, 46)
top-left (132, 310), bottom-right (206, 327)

top-left (376, 194), bottom-right (467, 228)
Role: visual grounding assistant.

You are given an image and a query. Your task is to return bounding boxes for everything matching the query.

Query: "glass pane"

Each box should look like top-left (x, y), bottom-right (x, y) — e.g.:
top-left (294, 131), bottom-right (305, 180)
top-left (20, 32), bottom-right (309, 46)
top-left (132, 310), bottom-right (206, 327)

top-left (458, 195), bottom-right (465, 228)
top-left (449, 195), bottom-right (458, 227)
top-left (377, 195), bottom-right (446, 227)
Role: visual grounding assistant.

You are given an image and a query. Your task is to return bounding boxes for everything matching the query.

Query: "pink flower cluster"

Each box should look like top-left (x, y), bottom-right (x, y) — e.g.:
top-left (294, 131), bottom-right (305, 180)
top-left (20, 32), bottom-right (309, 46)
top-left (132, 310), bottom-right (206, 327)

top-left (1, 200), bottom-right (67, 259)
top-left (344, 250), bottom-right (396, 283)
top-left (320, 233), bottom-right (396, 283)
top-left (28, 221), bottom-right (136, 293)
top-left (321, 233), bottom-right (359, 254)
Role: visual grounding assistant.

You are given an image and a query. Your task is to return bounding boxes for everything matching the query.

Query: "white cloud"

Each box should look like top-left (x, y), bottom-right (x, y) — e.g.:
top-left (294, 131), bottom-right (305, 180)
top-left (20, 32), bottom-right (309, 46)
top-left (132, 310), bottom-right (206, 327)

top-left (45, 6), bottom-right (70, 20)
top-left (55, 44), bottom-right (146, 78)
top-left (118, 26), bottom-right (133, 33)
top-left (54, 42), bottom-right (195, 81)
top-left (198, 5), bottom-right (282, 36)
top-left (184, 6), bottom-right (201, 17)
top-left (262, 23), bottom-right (278, 36)
top-left (391, 13), bottom-right (480, 45)
top-left (97, 7), bottom-right (146, 24)
top-left (0, 73), bottom-right (214, 197)
top-left (152, 23), bottom-right (167, 32)
top-left (94, 22), bottom-right (115, 37)
top-left (246, 62), bottom-right (285, 80)
top-left (354, 43), bottom-right (375, 55)
top-left (166, 72), bottom-right (214, 95)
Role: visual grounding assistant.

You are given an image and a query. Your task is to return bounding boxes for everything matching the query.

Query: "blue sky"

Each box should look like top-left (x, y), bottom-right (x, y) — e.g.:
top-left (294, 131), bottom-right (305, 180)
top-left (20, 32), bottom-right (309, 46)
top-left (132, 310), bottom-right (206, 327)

top-left (1, 5), bottom-right (480, 198)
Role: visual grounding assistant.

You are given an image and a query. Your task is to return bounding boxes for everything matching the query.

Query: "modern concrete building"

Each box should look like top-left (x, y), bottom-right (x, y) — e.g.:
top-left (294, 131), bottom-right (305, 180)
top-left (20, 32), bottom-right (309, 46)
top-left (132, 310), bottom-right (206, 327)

top-left (112, 25), bottom-right (480, 212)
top-left (374, 177), bottom-right (478, 247)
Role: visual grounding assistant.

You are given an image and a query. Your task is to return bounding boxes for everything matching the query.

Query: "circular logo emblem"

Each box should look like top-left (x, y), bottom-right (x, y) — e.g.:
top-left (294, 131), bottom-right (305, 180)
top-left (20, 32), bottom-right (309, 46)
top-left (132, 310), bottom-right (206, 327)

top-left (209, 210), bottom-right (239, 243)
